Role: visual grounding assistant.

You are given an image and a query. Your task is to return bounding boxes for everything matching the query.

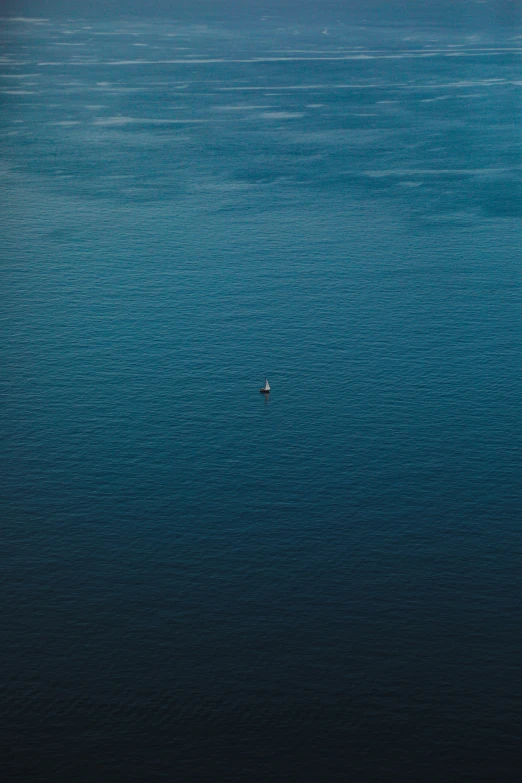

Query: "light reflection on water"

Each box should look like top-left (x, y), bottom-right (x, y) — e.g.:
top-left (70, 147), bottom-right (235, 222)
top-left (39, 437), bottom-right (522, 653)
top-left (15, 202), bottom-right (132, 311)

top-left (1, 14), bottom-right (521, 783)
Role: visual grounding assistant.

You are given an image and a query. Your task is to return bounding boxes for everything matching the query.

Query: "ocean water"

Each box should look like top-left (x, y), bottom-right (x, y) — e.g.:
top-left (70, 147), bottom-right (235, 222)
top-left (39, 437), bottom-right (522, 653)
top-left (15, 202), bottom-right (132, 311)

top-left (1, 14), bottom-right (521, 782)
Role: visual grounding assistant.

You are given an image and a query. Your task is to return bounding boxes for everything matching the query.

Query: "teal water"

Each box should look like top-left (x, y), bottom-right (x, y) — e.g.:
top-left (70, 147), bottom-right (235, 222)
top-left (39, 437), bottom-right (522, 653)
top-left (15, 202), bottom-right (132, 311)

top-left (1, 15), bottom-right (521, 782)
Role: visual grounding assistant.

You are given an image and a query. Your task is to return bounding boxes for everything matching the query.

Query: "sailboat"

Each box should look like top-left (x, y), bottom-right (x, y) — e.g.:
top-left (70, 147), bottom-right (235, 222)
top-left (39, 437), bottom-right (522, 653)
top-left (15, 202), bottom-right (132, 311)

top-left (259, 379), bottom-right (270, 394)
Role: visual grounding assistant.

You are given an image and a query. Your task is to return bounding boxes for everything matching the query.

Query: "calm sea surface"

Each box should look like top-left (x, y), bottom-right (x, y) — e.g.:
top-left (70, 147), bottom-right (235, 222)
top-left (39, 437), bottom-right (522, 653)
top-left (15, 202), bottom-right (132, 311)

top-left (1, 15), bottom-right (521, 782)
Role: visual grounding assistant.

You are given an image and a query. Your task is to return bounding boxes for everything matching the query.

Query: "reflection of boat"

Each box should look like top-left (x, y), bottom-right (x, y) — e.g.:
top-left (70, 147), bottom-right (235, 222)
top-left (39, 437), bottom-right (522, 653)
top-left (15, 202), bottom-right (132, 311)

top-left (259, 379), bottom-right (270, 394)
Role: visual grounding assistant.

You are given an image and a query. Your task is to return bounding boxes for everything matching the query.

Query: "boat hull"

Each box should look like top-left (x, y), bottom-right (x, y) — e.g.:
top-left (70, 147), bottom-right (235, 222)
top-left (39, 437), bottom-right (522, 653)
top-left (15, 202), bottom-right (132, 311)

top-left (259, 389), bottom-right (270, 394)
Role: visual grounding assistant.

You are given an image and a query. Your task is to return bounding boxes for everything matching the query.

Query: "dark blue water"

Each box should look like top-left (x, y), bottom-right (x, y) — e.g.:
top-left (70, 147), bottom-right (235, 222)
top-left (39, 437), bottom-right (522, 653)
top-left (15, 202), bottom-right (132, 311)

top-left (1, 15), bottom-right (521, 782)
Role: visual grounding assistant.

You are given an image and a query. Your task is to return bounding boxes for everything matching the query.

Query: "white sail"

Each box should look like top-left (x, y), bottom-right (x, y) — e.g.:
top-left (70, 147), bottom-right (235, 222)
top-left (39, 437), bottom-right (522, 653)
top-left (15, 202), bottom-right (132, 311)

top-left (264, 379), bottom-right (270, 391)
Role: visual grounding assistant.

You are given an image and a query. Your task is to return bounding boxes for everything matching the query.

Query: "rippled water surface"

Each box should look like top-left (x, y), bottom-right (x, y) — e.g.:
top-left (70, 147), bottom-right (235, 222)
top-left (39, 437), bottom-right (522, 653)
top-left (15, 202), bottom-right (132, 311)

top-left (1, 14), bottom-right (521, 782)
